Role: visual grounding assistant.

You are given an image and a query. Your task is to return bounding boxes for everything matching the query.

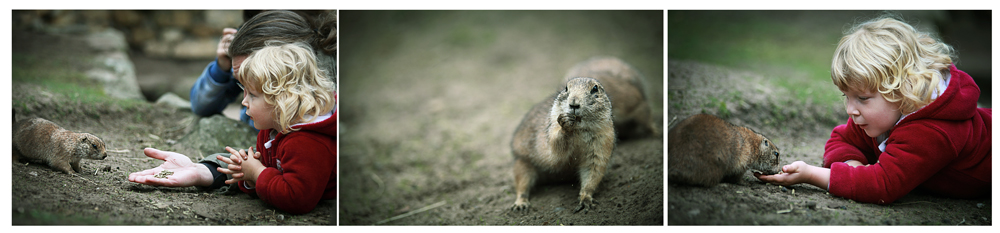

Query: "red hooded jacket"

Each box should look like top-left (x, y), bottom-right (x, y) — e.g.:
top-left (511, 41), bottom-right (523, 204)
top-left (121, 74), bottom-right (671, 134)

top-left (238, 110), bottom-right (337, 214)
top-left (823, 65), bottom-right (991, 204)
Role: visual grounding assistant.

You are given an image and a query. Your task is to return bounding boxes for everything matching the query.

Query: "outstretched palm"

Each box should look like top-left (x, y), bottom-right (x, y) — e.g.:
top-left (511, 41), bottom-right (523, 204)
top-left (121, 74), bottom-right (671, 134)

top-left (127, 148), bottom-right (213, 187)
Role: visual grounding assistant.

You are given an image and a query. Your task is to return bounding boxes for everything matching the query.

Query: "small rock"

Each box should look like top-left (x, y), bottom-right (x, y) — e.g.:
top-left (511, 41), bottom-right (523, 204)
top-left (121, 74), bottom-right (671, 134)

top-left (780, 186), bottom-right (789, 192)
top-left (29, 171), bottom-right (38, 177)
top-left (277, 214), bottom-right (284, 221)
top-left (804, 202), bottom-right (817, 210)
top-left (102, 165), bottom-right (112, 172)
top-left (155, 92), bottom-right (193, 112)
top-left (976, 203), bottom-right (984, 209)
top-left (687, 209), bottom-right (700, 217)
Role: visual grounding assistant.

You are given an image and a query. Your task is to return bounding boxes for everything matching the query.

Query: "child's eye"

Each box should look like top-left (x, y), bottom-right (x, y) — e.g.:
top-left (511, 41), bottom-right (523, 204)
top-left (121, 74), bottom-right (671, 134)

top-left (858, 97), bottom-right (870, 101)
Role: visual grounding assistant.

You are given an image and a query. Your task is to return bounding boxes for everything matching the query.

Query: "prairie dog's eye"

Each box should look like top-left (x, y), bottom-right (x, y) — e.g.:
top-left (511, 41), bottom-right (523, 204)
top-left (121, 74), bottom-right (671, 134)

top-left (564, 86), bottom-right (568, 92)
top-left (591, 85), bottom-right (599, 94)
top-left (773, 152), bottom-right (778, 157)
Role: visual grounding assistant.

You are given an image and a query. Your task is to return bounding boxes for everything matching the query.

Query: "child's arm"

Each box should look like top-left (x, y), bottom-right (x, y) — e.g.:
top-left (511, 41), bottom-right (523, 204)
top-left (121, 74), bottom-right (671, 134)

top-left (189, 59), bottom-right (240, 117)
top-left (823, 119), bottom-right (877, 167)
top-left (248, 137), bottom-right (336, 214)
top-left (827, 124), bottom-right (958, 204)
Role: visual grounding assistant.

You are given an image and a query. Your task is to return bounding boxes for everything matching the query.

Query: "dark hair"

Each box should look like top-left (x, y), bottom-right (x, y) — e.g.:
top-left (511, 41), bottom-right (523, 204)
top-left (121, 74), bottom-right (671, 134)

top-left (230, 10), bottom-right (336, 78)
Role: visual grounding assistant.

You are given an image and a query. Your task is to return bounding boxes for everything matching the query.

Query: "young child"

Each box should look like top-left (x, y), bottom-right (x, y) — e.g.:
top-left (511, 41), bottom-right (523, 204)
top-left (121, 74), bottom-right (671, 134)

top-left (218, 42), bottom-right (337, 214)
top-left (757, 17), bottom-right (991, 204)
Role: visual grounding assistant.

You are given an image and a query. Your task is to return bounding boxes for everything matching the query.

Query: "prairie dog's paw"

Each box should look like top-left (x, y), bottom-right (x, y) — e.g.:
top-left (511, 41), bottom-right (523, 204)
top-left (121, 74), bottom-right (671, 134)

top-left (511, 198), bottom-right (530, 211)
top-left (574, 193), bottom-right (597, 213)
top-left (558, 114), bottom-right (578, 129)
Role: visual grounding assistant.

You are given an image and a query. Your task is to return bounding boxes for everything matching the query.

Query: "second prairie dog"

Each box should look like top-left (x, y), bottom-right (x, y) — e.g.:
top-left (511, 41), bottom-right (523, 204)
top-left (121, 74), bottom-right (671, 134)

top-left (668, 114), bottom-right (780, 186)
top-left (510, 77), bottom-right (615, 213)
top-left (13, 117), bottom-right (108, 174)
top-left (564, 56), bottom-right (658, 139)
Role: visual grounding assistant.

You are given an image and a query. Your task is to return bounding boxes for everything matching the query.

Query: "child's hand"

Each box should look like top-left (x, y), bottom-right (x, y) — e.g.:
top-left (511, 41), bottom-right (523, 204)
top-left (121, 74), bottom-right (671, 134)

top-left (216, 28), bottom-right (238, 71)
top-left (219, 146), bottom-right (252, 184)
top-left (755, 161), bottom-right (812, 186)
top-left (219, 146), bottom-right (264, 185)
top-left (845, 160), bottom-right (866, 167)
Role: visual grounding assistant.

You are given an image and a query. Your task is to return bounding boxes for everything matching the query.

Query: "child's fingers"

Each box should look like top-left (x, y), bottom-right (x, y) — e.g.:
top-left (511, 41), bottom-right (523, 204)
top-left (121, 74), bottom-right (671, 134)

top-left (239, 149), bottom-right (248, 161)
top-left (217, 166), bottom-right (236, 175)
top-left (216, 154), bottom-right (236, 165)
top-left (227, 163), bottom-right (241, 171)
top-left (253, 151), bottom-right (261, 159)
top-left (225, 146), bottom-right (243, 161)
top-left (228, 153), bottom-right (243, 164)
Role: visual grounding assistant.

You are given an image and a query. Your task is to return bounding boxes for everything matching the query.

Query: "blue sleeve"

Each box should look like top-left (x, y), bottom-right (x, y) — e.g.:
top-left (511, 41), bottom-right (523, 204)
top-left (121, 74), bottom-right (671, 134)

top-left (190, 59), bottom-right (241, 117)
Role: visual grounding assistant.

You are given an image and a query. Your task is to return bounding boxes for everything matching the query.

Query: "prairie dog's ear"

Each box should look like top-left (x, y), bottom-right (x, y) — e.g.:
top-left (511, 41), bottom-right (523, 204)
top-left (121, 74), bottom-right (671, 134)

top-left (759, 139), bottom-right (769, 153)
top-left (81, 135), bottom-right (89, 143)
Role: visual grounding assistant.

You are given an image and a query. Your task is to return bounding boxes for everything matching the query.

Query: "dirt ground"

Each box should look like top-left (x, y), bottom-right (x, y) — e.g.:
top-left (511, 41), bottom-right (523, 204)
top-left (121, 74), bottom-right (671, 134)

top-left (337, 11), bottom-right (664, 225)
top-left (10, 30), bottom-right (335, 225)
top-left (666, 59), bottom-right (992, 225)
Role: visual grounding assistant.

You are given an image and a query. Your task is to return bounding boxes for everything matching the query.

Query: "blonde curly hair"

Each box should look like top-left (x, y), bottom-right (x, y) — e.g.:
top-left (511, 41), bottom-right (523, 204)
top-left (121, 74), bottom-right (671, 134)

top-left (237, 41), bottom-right (336, 134)
top-left (831, 17), bottom-right (955, 114)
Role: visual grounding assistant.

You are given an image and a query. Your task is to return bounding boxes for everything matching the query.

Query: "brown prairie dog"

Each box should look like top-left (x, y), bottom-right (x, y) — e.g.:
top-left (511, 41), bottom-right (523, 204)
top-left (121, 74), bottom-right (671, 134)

top-left (510, 77), bottom-right (615, 213)
top-left (668, 114), bottom-right (780, 186)
top-left (564, 56), bottom-right (658, 139)
top-left (13, 117), bottom-right (108, 174)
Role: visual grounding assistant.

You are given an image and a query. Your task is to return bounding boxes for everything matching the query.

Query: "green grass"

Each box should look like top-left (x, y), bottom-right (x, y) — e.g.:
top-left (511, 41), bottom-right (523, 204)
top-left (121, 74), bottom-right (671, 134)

top-left (13, 209), bottom-right (121, 225)
top-left (669, 10), bottom-right (849, 108)
top-left (12, 52), bottom-right (147, 111)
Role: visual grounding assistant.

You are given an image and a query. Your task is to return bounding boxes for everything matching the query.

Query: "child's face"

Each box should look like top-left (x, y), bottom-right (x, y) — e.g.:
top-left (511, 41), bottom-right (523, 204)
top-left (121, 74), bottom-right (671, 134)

top-left (238, 82), bottom-right (278, 131)
top-left (842, 88), bottom-right (903, 137)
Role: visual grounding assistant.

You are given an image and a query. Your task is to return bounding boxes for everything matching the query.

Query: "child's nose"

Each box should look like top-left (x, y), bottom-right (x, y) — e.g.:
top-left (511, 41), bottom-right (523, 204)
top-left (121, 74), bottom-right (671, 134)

top-left (241, 94), bottom-right (250, 107)
top-left (845, 103), bottom-right (860, 116)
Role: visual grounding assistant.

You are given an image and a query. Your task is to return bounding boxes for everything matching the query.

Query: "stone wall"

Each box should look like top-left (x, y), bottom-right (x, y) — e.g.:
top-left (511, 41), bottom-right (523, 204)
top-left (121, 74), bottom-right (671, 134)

top-left (14, 10), bottom-right (243, 60)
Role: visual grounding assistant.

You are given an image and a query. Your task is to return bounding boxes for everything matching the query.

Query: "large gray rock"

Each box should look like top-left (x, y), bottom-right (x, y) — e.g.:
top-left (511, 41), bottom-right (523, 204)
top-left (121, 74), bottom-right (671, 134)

top-left (179, 115), bottom-right (258, 158)
top-left (154, 92), bottom-right (192, 112)
top-left (203, 10), bottom-right (242, 29)
top-left (173, 38), bottom-right (218, 59)
top-left (84, 28), bottom-right (144, 100)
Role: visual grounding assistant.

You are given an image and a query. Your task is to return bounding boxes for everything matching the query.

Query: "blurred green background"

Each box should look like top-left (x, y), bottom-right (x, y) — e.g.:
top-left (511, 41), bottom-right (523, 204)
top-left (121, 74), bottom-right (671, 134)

top-left (669, 10), bottom-right (991, 108)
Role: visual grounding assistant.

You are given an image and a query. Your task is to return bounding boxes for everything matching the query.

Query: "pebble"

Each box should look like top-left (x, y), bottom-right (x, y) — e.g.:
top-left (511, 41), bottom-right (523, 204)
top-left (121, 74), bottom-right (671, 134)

top-left (687, 209), bottom-right (701, 216)
top-left (976, 203), bottom-right (984, 209)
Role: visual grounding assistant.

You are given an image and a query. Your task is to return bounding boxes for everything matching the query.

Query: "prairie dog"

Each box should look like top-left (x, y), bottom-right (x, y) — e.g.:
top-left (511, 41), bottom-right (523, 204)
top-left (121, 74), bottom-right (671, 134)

top-left (13, 117), bottom-right (108, 174)
top-left (510, 77), bottom-right (615, 213)
top-left (668, 114), bottom-right (780, 186)
top-left (564, 56), bottom-right (658, 139)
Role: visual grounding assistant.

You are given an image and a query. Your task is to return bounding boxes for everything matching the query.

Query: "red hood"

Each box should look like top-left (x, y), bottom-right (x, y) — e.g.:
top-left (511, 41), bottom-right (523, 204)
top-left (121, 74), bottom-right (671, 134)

top-left (899, 65), bottom-right (980, 124)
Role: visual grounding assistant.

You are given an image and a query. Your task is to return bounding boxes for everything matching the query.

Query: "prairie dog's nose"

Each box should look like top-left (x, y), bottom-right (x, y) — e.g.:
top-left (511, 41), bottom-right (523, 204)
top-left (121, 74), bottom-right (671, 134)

top-left (569, 103), bottom-right (580, 110)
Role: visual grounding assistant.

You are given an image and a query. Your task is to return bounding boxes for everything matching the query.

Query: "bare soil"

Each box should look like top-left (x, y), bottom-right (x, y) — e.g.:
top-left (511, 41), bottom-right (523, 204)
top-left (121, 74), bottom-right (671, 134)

top-left (337, 11), bottom-right (664, 225)
top-left (11, 30), bottom-right (335, 225)
top-left (666, 59), bottom-right (992, 225)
